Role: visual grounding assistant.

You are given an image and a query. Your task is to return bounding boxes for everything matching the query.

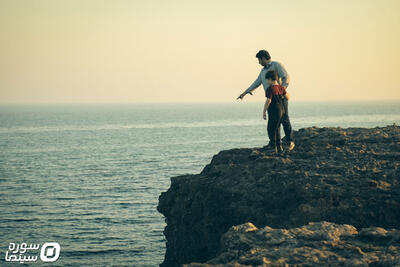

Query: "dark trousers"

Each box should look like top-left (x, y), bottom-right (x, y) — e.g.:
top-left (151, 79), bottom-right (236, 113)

top-left (267, 105), bottom-right (283, 149)
top-left (281, 98), bottom-right (294, 143)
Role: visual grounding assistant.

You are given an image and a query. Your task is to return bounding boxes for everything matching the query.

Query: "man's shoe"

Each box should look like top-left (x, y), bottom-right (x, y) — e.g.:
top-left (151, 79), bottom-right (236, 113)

top-left (289, 142), bottom-right (295, 151)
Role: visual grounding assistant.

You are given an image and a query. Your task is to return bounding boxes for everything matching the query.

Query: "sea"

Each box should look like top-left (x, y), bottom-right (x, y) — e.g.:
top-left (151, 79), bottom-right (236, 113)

top-left (1, 101), bottom-right (399, 266)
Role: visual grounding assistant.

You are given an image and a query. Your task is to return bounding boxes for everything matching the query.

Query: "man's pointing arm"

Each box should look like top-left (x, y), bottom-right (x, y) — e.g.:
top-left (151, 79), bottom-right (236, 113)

top-left (245, 74), bottom-right (262, 94)
top-left (237, 72), bottom-right (262, 100)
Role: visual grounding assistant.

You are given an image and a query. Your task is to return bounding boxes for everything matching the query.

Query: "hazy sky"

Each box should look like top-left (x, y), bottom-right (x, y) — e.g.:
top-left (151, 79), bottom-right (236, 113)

top-left (1, 0), bottom-right (399, 104)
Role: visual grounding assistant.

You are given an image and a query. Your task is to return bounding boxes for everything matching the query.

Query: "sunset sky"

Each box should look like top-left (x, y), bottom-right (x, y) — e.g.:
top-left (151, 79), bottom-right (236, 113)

top-left (1, 0), bottom-right (399, 104)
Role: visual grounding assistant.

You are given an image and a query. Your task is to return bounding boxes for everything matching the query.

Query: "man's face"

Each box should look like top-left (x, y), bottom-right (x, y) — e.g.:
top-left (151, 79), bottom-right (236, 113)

top-left (258, 57), bottom-right (267, 66)
top-left (266, 78), bottom-right (273, 85)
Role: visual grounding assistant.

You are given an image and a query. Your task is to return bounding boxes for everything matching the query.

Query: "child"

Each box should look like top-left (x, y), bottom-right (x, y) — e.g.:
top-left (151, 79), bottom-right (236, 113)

top-left (263, 70), bottom-right (287, 153)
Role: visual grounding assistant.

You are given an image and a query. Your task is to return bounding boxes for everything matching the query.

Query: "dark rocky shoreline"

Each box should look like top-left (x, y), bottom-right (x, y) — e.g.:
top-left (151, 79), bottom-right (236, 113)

top-left (157, 125), bottom-right (400, 266)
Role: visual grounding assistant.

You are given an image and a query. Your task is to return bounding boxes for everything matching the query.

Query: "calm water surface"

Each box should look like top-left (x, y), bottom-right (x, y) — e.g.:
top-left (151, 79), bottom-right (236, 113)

top-left (1, 101), bottom-right (399, 266)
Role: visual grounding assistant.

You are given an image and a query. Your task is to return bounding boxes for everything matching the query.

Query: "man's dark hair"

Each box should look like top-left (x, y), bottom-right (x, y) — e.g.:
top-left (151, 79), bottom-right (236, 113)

top-left (256, 50), bottom-right (271, 60)
top-left (265, 70), bottom-right (278, 81)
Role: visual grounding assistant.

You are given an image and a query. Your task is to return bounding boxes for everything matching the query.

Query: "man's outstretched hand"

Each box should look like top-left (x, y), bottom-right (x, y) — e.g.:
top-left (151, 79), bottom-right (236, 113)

top-left (237, 91), bottom-right (252, 100)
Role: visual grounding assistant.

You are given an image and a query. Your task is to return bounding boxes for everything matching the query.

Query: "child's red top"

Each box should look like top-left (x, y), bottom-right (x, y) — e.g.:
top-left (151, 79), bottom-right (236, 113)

top-left (265, 85), bottom-right (287, 98)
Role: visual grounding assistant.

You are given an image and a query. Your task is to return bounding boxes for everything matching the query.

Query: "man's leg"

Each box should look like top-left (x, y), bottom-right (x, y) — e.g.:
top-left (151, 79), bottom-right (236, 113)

top-left (282, 98), bottom-right (294, 143)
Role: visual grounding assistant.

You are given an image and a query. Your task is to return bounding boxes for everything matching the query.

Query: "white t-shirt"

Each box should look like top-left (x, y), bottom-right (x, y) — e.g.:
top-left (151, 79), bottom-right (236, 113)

top-left (245, 61), bottom-right (290, 95)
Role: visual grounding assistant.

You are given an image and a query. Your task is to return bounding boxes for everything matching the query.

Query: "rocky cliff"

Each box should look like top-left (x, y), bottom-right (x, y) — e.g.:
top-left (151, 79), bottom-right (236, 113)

top-left (183, 222), bottom-right (400, 266)
top-left (157, 125), bottom-right (400, 267)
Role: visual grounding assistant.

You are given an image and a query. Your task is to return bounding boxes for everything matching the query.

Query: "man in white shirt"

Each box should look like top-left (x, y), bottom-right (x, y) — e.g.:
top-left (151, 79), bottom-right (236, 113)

top-left (237, 50), bottom-right (294, 151)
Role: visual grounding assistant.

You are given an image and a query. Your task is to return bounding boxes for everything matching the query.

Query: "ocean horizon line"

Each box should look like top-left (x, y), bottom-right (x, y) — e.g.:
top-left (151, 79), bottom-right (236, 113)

top-left (1, 99), bottom-right (400, 106)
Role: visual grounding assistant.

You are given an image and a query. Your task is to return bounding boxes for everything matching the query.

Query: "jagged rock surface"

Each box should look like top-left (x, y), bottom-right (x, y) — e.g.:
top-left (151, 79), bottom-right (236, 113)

top-left (184, 221), bottom-right (400, 267)
top-left (157, 126), bottom-right (400, 267)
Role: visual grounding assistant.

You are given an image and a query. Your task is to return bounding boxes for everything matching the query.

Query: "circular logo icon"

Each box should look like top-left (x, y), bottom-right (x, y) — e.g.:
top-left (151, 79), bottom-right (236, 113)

top-left (40, 242), bottom-right (60, 262)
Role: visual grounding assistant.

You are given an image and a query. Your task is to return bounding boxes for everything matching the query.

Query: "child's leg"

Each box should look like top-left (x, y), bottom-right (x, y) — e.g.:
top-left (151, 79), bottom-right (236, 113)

top-left (267, 112), bottom-right (275, 146)
top-left (277, 105), bottom-right (284, 145)
top-left (276, 124), bottom-right (282, 145)
top-left (268, 109), bottom-right (280, 149)
top-left (275, 114), bottom-right (284, 152)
